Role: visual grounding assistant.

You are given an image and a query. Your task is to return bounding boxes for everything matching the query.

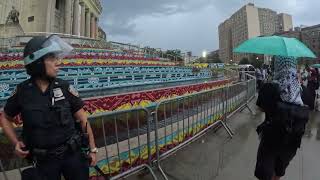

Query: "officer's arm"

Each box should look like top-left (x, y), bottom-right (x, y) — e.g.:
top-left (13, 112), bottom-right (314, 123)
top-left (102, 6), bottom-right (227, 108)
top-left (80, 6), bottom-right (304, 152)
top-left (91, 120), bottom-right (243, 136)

top-left (73, 109), bottom-right (96, 149)
top-left (0, 112), bottom-right (19, 146)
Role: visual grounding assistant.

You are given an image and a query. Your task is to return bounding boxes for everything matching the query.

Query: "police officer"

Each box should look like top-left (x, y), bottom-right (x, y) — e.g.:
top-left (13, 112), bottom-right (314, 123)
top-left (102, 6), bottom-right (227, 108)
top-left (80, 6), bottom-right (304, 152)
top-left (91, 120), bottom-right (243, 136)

top-left (0, 35), bottom-right (97, 180)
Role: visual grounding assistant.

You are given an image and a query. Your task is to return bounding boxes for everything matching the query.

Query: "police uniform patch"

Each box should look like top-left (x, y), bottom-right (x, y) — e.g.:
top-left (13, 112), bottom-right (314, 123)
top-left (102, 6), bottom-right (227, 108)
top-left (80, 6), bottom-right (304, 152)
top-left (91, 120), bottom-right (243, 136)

top-left (69, 85), bottom-right (79, 97)
top-left (53, 88), bottom-right (65, 101)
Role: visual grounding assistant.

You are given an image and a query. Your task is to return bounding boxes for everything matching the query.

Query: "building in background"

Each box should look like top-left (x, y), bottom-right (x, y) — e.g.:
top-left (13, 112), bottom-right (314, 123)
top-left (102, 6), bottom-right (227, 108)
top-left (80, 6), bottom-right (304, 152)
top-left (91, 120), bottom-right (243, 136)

top-left (258, 8), bottom-right (277, 35)
top-left (275, 24), bottom-right (320, 62)
top-left (218, 19), bottom-right (233, 63)
top-left (218, 3), bottom-right (293, 63)
top-left (0, 0), bottom-right (104, 39)
top-left (277, 13), bottom-right (293, 32)
top-left (97, 27), bottom-right (107, 40)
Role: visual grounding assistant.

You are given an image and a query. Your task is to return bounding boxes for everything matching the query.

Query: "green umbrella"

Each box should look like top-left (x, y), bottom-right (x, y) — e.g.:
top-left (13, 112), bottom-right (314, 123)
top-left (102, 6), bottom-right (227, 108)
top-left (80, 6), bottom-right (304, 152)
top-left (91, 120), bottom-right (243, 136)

top-left (233, 35), bottom-right (317, 58)
top-left (311, 64), bottom-right (320, 68)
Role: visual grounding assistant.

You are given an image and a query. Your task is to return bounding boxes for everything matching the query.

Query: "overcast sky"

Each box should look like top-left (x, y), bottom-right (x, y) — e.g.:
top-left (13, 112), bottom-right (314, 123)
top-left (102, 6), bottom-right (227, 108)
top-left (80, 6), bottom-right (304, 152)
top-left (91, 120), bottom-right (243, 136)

top-left (100, 0), bottom-right (319, 56)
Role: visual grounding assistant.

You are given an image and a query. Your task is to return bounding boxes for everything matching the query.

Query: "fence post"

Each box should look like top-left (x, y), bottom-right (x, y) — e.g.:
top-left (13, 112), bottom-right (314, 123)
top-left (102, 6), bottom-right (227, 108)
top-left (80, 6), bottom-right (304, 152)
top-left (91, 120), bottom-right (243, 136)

top-left (221, 85), bottom-right (234, 137)
top-left (0, 160), bottom-right (8, 180)
top-left (152, 111), bottom-right (169, 180)
top-left (146, 110), bottom-right (152, 167)
top-left (243, 73), bottom-right (255, 115)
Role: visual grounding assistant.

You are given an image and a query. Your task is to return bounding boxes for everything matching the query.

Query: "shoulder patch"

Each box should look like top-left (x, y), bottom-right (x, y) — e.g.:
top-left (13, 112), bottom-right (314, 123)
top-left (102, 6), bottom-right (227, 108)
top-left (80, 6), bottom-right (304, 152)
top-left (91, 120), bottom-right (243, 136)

top-left (68, 85), bottom-right (79, 97)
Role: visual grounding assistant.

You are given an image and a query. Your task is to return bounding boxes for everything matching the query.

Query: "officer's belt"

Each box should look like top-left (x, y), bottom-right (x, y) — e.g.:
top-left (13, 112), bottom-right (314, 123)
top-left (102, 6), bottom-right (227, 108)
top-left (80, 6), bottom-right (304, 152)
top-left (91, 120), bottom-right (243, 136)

top-left (32, 133), bottom-right (81, 159)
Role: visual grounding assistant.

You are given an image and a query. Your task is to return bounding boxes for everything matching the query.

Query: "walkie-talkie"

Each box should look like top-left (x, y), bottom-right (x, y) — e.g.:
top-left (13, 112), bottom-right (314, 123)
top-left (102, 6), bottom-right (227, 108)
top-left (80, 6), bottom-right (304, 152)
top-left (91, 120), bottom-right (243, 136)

top-left (75, 121), bottom-right (90, 157)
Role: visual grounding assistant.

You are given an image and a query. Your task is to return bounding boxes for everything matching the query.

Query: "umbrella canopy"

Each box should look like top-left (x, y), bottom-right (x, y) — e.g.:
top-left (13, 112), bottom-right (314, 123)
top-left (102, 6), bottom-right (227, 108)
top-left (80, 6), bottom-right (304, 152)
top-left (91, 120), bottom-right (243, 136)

top-left (233, 36), bottom-right (317, 58)
top-left (311, 64), bottom-right (320, 68)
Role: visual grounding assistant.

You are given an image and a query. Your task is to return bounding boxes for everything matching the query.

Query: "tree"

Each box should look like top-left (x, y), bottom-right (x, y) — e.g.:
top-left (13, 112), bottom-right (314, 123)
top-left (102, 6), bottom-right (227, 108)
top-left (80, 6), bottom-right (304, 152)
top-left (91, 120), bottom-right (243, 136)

top-left (163, 49), bottom-right (183, 62)
top-left (211, 58), bottom-right (222, 63)
top-left (195, 57), bottom-right (205, 63)
top-left (239, 58), bottom-right (250, 65)
top-left (250, 56), bottom-right (263, 68)
top-left (207, 51), bottom-right (222, 63)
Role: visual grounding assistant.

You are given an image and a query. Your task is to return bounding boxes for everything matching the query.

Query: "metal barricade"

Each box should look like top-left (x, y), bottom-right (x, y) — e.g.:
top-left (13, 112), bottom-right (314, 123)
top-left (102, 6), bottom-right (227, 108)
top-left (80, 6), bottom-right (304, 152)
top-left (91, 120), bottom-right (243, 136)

top-left (153, 87), bottom-right (234, 180)
top-left (88, 108), bottom-right (157, 180)
top-left (225, 81), bottom-right (248, 118)
top-left (0, 77), bottom-right (256, 180)
top-left (0, 128), bottom-right (29, 180)
top-left (0, 160), bottom-right (8, 180)
top-left (246, 73), bottom-right (257, 101)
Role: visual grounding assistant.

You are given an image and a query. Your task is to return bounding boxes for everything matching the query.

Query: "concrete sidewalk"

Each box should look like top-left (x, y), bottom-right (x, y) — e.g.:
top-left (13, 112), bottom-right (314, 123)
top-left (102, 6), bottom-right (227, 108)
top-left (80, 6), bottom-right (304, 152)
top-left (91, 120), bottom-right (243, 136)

top-left (129, 103), bottom-right (320, 180)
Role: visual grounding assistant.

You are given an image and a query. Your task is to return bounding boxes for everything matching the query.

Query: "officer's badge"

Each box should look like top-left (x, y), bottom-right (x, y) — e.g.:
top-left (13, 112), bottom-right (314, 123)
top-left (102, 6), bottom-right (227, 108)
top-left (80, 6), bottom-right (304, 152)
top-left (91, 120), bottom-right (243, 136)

top-left (69, 85), bottom-right (79, 97)
top-left (53, 88), bottom-right (65, 101)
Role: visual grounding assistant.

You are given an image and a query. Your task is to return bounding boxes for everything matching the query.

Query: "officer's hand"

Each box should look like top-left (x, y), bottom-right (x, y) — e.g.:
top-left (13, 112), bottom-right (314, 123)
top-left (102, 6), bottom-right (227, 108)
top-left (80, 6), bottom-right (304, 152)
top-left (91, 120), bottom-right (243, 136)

top-left (14, 141), bottom-right (29, 158)
top-left (88, 152), bottom-right (97, 166)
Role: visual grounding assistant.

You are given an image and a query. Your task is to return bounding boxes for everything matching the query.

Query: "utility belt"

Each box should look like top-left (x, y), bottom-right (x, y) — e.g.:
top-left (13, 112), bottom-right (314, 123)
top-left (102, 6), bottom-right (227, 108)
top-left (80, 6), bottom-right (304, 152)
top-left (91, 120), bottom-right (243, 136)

top-left (30, 133), bottom-right (86, 161)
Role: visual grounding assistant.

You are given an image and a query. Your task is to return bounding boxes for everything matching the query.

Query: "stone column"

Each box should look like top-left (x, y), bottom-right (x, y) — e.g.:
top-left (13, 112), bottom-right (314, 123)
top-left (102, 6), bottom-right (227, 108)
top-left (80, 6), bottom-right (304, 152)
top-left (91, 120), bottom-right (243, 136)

top-left (72, 0), bottom-right (80, 35)
top-left (65, 0), bottom-right (72, 34)
top-left (96, 18), bottom-right (99, 39)
top-left (85, 9), bottom-right (91, 37)
top-left (80, 2), bottom-right (86, 36)
top-left (46, 0), bottom-right (55, 32)
top-left (90, 14), bottom-right (95, 38)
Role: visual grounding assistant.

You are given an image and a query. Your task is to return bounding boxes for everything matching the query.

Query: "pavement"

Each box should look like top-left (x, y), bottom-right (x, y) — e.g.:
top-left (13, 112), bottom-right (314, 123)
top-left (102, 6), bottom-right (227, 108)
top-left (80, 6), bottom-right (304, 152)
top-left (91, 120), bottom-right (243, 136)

top-left (128, 101), bottom-right (320, 180)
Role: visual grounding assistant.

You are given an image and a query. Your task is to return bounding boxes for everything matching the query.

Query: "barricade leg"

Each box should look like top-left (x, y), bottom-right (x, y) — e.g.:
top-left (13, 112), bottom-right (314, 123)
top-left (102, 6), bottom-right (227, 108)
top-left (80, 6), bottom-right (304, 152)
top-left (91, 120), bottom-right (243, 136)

top-left (152, 111), bottom-right (169, 180)
top-left (223, 87), bottom-right (234, 137)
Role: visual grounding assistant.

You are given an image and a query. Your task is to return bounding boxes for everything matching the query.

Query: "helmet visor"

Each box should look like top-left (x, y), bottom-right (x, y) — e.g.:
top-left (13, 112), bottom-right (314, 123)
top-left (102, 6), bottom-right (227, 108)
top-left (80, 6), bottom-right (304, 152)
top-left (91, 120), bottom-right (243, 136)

top-left (24, 35), bottom-right (74, 65)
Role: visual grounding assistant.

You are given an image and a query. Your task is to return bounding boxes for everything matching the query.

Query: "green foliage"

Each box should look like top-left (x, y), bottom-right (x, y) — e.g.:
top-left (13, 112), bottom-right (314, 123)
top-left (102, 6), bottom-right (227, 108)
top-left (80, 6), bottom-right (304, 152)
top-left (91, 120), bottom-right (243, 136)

top-left (250, 57), bottom-right (263, 68)
top-left (239, 58), bottom-right (250, 65)
top-left (163, 49), bottom-right (183, 62)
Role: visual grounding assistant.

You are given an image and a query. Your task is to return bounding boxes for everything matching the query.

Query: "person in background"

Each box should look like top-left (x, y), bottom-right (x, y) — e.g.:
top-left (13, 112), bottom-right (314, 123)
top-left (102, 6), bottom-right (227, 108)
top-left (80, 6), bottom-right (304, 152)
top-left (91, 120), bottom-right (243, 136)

top-left (301, 68), bottom-right (309, 88)
top-left (256, 68), bottom-right (263, 90)
top-left (306, 67), bottom-right (319, 110)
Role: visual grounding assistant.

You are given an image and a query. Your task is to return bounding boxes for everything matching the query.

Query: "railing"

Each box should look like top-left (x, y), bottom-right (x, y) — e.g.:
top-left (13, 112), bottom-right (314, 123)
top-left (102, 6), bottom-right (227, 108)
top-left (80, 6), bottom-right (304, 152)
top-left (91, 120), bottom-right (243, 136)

top-left (0, 33), bottom-right (110, 49)
top-left (0, 67), bottom-right (213, 102)
top-left (0, 73), bottom-right (256, 180)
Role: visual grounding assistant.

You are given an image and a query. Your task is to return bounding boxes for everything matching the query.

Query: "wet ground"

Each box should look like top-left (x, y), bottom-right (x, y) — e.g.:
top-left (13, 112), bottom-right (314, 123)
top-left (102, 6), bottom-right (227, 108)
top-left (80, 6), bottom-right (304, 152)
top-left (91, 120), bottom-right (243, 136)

top-left (129, 101), bottom-right (320, 180)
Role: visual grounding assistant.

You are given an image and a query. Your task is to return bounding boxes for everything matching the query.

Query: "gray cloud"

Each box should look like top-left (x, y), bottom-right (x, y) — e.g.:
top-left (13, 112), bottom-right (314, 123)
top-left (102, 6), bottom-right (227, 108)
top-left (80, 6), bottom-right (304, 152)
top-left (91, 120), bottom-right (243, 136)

top-left (100, 0), bottom-right (319, 55)
top-left (101, 0), bottom-right (213, 36)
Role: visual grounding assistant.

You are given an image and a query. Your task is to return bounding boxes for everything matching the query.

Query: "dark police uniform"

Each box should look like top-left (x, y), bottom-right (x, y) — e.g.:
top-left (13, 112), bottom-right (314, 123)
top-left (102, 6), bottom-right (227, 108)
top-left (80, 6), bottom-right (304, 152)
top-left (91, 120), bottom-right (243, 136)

top-left (4, 78), bottom-right (89, 180)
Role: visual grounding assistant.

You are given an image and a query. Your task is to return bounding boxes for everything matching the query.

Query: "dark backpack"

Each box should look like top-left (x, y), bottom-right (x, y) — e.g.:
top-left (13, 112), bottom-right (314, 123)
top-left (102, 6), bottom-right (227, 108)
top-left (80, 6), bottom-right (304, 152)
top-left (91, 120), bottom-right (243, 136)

top-left (276, 101), bottom-right (309, 136)
top-left (257, 83), bottom-right (309, 146)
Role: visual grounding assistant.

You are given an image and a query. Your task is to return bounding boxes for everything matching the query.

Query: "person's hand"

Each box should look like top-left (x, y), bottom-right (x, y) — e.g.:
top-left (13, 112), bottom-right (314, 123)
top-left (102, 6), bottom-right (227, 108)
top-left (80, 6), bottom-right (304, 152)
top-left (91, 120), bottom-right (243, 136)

top-left (88, 152), bottom-right (97, 166)
top-left (14, 141), bottom-right (29, 158)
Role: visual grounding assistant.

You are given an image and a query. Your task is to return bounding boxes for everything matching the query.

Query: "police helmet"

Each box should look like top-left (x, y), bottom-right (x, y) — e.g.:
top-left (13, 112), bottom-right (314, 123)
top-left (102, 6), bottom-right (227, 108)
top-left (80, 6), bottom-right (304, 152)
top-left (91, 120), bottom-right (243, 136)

top-left (23, 35), bottom-right (73, 77)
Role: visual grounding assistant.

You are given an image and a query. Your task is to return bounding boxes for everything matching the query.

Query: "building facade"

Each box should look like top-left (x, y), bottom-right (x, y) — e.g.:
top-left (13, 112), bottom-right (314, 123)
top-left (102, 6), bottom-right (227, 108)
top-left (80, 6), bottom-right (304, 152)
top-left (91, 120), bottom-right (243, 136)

top-left (218, 3), bottom-right (293, 63)
top-left (275, 24), bottom-right (320, 62)
top-left (218, 19), bottom-right (233, 63)
top-left (258, 8), bottom-right (277, 35)
top-left (277, 13), bottom-right (293, 32)
top-left (300, 25), bottom-right (320, 59)
top-left (0, 0), bottom-right (103, 39)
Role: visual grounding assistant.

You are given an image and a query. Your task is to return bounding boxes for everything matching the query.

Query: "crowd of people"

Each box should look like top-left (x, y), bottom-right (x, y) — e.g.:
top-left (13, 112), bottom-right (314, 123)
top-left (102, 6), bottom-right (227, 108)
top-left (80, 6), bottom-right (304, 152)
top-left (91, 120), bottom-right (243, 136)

top-left (254, 64), bottom-right (320, 111)
top-left (255, 66), bottom-right (272, 89)
top-left (300, 65), bottom-right (320, 110)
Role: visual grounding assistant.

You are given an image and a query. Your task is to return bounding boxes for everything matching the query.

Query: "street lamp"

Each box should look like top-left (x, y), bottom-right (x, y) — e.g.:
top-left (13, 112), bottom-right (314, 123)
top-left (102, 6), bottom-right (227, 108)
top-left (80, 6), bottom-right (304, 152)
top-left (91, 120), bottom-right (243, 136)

top-left (256, 57), bottom-right (259, 60)
top-left (202, 50), bottom-right (207, 58)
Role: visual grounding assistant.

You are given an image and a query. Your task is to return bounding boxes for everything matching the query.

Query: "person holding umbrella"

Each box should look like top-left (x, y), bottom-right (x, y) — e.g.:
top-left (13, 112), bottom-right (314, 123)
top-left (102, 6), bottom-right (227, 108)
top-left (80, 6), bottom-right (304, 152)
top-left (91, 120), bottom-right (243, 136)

top-left (254, 56), bottom-right (308, 180)
top-left (234, 35), bottom-right (316, 180)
